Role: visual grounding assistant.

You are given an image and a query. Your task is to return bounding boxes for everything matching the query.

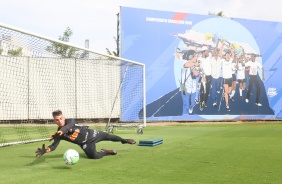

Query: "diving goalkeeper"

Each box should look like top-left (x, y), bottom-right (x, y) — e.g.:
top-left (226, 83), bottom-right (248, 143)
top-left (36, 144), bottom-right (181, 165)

top-left (35, 110), bottom-right (136, 159)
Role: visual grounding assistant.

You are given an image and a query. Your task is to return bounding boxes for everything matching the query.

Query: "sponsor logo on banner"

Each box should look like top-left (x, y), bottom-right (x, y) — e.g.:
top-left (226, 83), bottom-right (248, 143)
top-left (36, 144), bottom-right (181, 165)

top-left (267, 87), bottom-right (277, 97)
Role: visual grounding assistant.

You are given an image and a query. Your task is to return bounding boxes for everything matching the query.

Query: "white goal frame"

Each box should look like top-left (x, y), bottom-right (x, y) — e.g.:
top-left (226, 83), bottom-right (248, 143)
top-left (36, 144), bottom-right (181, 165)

top-left (0, 22), bottom-right (146, 147)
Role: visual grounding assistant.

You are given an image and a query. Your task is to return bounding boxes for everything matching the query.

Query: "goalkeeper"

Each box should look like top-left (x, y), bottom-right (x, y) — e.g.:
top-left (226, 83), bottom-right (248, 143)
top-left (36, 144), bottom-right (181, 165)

top-left (35, 110), bottom-right (136, 159)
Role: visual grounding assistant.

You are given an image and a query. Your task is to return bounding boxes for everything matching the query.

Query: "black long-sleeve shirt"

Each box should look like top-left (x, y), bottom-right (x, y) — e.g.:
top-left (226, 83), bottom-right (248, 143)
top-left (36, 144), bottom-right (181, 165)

top-left (48, 119), bottom-right (96, 151)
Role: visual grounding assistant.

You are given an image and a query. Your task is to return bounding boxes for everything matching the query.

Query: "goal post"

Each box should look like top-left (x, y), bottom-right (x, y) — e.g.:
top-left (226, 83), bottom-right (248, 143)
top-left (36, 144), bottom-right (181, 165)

top-left (0, 22), bottom-right (146, 147)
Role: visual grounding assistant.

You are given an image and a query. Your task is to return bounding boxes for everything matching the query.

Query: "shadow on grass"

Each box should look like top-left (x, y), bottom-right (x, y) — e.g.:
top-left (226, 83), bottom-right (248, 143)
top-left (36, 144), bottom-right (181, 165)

top-left (22, 154), bottom-right (63, 166)
top-left (22, 153), bottom-right (88, 167)
top-left (25, 158), bottom-right (45, 166)
top-left (52, 166), bottom-right (72, 169)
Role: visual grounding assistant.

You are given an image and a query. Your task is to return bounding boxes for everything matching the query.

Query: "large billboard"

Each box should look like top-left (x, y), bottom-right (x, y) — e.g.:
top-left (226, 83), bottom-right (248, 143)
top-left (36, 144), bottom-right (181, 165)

top-left (121, 7), bottom-right (282, 121)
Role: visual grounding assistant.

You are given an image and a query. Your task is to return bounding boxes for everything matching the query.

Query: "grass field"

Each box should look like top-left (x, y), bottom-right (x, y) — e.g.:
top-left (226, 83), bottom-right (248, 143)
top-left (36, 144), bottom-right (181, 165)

top-left (1, 122), bottom-right (282, 184)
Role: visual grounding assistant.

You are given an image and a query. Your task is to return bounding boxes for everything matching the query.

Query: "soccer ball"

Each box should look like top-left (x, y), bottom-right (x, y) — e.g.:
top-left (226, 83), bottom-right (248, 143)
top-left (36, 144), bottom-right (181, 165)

top-left (63, 149), bottom-right (79, 165)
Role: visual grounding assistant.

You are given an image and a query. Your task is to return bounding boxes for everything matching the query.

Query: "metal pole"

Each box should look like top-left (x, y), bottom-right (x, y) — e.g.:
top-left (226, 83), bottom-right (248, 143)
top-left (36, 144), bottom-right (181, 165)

top-left (75, 58), bottom-right (77, 119)
top-left (143, 65), bottom-right (147, 127)
top-left (116, 13), bottom-right (120, 57)
top-left (27, 56), bottom-right (30, 120)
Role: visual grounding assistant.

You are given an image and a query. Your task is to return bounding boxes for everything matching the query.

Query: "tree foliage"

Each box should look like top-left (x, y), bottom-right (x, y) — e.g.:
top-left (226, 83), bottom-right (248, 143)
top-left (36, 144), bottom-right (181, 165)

top-left (46, 27), bottom-right (77, 58)
top-left (208, 11), bottom-right (225, 17)
top-left (7, 48), bottom-right (22, 56)
top-left (106, 36), bottom-right (119, 57)
top-left (106, 13), bottom-right (120, 57)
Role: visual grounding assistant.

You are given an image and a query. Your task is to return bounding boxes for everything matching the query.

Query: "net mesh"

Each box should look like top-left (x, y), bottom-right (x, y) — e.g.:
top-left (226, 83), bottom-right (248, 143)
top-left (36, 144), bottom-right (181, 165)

top-left (0, 23), bottom-right (145, 147)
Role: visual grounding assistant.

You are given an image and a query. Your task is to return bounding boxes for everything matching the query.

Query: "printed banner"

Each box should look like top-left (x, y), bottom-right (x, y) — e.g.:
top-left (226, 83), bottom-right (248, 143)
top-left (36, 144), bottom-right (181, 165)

top-left (121, 7), bottom-right (282, 121)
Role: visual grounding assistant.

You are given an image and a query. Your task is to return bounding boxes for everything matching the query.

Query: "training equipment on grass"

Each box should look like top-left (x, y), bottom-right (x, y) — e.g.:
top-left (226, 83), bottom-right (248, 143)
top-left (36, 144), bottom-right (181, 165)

top-left (63, 149), bottom-right (79, 165)
top-left (139, 138), bottom-right (163, 147)
top-left (0, 22), bottom-right (146, 147)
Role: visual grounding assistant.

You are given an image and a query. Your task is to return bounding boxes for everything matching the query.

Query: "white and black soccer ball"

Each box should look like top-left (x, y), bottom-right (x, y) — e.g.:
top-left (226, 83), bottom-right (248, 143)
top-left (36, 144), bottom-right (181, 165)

top-left (63, 149), bottom-right (79, 165)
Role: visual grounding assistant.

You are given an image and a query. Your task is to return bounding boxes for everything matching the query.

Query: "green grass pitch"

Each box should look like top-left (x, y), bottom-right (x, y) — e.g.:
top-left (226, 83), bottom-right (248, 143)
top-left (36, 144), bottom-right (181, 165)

top-left (1, 122), bottom-right (282, 184)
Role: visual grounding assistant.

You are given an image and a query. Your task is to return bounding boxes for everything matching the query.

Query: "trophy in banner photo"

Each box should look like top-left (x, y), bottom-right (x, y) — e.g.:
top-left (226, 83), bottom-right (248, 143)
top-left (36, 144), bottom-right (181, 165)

top-left (230, 43), bottom-right (243, 56)
top-left (174, 31), bottom-right (262, 58)
top-left (205, 32), bottom-right (244, 56)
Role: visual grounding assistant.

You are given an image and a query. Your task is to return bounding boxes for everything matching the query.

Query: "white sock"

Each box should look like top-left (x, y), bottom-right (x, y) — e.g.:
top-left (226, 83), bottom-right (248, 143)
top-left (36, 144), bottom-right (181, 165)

top-left (230, 90), bottom-right (235, 98)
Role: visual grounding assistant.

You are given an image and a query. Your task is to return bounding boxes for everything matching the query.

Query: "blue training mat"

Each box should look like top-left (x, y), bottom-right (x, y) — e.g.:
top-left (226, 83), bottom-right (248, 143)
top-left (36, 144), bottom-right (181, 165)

top-left (139, 138), bottom-right (163, 146)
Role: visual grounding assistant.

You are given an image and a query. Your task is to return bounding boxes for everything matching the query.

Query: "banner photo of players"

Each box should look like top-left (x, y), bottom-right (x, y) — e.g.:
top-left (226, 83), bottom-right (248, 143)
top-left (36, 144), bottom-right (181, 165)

top-left (121, 7), bottom-right (281, 121)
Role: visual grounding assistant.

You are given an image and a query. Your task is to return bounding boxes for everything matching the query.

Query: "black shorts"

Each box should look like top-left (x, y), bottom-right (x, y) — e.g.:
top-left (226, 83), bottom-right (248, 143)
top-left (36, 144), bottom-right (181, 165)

top-left (232, 74), bottom-right (236, 82)
top-left (80, 130), bottom-right (124, 159)
top-left (223, 78), bottom-right (232, 87)
top-left (237, 79), bottom-right (246, 83)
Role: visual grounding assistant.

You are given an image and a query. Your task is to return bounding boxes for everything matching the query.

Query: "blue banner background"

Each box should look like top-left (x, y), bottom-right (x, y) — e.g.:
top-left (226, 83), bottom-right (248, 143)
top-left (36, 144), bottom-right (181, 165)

top-left (121, 7), bottom-right (282, 121)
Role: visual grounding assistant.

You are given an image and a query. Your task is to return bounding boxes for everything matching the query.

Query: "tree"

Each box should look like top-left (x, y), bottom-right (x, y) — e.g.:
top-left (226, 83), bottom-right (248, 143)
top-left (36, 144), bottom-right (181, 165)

top-left (106, 13), bottom-right (120, 57)
top-left (46, 27), bottom-right (77, 58)
top-left (0, 49), bottom-right (3, 55)
top-left (106, 36), bottom-right (118, 57)
top-left (8, 48), bottom-right (22, 56)
top-left (208, 11), bottom-right (225, 17)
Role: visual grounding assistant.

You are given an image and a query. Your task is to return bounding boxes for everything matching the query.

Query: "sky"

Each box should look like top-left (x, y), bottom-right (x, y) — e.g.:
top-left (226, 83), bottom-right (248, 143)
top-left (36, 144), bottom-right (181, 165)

top-left (1, 0), bottom-right (282, 54)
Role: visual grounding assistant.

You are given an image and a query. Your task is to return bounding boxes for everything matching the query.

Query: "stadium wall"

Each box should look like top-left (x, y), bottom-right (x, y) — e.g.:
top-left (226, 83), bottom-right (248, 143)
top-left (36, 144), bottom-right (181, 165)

top-left (0, 56), bottom-right (121, 120)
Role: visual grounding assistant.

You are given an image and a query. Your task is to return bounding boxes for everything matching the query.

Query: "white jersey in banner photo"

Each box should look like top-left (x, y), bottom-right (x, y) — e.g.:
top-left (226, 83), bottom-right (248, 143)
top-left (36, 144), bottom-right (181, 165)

top-left (237, 63), bottom-right (245, 80)
top-left (222, 58), bottom-right (233, 79)
top-left (245, 61), bottom-right (263, 75)
top-left (198, 56), bottom-right (212, 76)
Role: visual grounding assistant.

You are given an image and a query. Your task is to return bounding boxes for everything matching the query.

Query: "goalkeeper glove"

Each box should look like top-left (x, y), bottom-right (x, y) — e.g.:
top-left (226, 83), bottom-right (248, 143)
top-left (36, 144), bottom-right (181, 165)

top-left (49, 130), bottom-right (63, 142)
top-left (56, 130), bottom-right (63, 136)
top-left (35, 144), bottom-right (47, 158)
top-left (49, 132), bottom-right (56, 141)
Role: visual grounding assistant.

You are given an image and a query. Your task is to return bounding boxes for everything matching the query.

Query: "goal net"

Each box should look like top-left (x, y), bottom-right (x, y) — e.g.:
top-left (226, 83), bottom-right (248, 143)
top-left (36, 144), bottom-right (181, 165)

top-left (0, 22), bottom-right (146, 147)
